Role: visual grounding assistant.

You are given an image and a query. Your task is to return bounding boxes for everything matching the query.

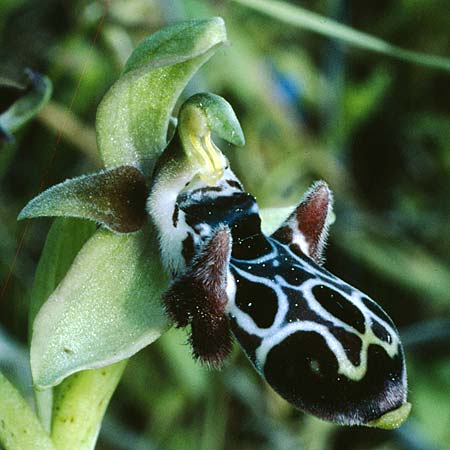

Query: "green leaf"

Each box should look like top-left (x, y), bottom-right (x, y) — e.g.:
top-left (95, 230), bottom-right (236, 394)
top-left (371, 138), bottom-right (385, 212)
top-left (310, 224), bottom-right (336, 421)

top-left (96, 17), bottom-right (227, 174)
top-left (233, 0), bottom-right (450, 73)
top-left (30, 225), bottom-right (169, 389)
top-left (0, 69), bottom-right (52, 140)
top-left (335, 228), bottom-right (450, 310)
top-left (0, 372), bottom-right (55, 450)
top-left (28, 218), bottom-right (96, 430)
top-left (19, 166), bottom-right (148, 233)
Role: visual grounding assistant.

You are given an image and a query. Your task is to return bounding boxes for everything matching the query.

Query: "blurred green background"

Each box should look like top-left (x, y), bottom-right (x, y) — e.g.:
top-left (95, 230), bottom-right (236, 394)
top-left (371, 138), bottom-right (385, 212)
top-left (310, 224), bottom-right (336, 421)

top-left (1, 0), bottom-right (449, 449)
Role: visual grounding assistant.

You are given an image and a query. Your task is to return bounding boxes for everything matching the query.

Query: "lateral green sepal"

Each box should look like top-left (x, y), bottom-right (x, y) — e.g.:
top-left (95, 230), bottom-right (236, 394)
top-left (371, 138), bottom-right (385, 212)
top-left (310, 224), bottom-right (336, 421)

top-left (30, 225), bottom-right (169, 389)
top-left (18, 166), bottom-right (148, 233)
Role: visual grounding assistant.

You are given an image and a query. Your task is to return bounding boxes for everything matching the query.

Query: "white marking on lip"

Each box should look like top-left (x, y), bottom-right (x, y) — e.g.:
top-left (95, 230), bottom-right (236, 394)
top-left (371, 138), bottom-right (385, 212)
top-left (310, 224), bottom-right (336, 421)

top-left (227, 264), bottom-right (288, 339)
top-left (254, 275), bottom-right (399, 381)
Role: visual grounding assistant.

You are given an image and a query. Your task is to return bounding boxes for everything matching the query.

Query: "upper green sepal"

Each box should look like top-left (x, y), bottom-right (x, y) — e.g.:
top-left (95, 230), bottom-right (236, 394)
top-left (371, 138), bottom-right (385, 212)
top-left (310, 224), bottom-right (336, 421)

top-left (123, 18), bottom-right (227, 75)
top-left (18, 166), bottom-right (148, 233)
top-left (96, 17), bottom-right (227, 175)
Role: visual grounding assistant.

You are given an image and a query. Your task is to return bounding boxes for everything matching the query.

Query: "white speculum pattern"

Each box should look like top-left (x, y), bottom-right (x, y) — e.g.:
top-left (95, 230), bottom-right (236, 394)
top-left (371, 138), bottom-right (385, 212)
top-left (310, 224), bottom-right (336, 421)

top-left (228, 240), bottom-right (399, 381)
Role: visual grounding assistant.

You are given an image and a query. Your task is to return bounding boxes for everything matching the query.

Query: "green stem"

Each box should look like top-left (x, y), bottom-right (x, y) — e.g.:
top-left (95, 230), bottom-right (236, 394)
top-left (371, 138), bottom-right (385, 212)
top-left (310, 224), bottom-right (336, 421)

top-left (0, 371), bottom-right (54, 450)
top-left (35, 388), bottom-right (53, 433)
top-left (233, 0), bottom-right (450, 73)
top-left (50, 361), bottom-right (127, 450)
top-left (200, 375), bottom-right (227, 450)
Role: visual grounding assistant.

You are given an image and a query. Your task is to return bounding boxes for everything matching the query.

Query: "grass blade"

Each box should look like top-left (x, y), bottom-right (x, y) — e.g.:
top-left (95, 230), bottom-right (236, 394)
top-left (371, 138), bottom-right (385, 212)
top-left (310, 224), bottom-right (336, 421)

top-left (233, 0), bottom-right (450, 73)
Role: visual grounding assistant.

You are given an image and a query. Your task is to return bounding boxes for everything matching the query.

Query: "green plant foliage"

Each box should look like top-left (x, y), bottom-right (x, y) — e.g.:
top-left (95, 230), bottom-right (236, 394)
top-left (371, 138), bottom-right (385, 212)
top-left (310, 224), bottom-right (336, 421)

top-left (0, 18), bottom-right (236, 450)
top-left (233, 0), bottom-right (450, 73)
top-left (28, 17), bottom-right (229, 392)
top-left (28, 219), bottom-right (97, 337)
top-left (0, 70), bottom-right (52, 140)
top-left (19, 166), bottom-right (148, 233)
top-left (259, 206), bottom-right (295, 234)
top-left (0, 372), bottom-right (55, 450)
top-left (96, 17), bottom-right (227, 174)
top-left (28, 218), bottom-right (97, 431)
top-left (50, 361), bottom-right (127, 450)
top-left (30, 225), bottom-right (168, 388)
top-left (1, 1), bottom-right (449, 449)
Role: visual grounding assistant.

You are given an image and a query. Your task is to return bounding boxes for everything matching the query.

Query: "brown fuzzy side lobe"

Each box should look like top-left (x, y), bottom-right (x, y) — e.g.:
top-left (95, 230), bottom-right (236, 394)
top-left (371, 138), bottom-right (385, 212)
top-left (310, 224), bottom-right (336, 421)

top-left (162, 227), bottom-right (233, 367)
top-left (295, 182), bottom-right (331, 262)
top-left (271, 181), bottom-right (331, 264)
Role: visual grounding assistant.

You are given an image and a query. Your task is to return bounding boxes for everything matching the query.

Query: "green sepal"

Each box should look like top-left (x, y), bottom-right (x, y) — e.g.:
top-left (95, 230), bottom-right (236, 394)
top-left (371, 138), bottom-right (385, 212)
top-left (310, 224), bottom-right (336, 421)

top-left (0, 69), bottom-right (52, 140)
top-left (96, 17), bottom-right (227, 174)
top-left (28, 218), bottom-right (96, 431)
top-left (18, 166), bottom-right (148, 233)
top-left (28, 219), bottom-right (97, 338)
top-left (179, 93), bottom-right (245, 146)
top-left (30, 225), bottom-right (169, 389)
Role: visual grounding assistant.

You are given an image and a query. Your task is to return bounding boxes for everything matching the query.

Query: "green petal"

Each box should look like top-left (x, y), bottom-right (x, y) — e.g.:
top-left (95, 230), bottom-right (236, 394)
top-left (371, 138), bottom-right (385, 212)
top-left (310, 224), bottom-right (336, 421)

top-left (259, 206), bottom-right (295, 235)
top-left (30, 226), bottom-right (169, 389)
top-left (18, 166), bottom-right (148, 233)
top-left (96, 17), bottom-right (227, 175)
top-left (0, 69), bottom-right (52, 140)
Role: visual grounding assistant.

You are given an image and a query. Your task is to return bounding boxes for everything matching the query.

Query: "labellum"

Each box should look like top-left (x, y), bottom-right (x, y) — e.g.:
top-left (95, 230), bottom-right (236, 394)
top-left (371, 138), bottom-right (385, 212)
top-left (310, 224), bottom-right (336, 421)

top-left (148, 93), bottom-right (411, 429)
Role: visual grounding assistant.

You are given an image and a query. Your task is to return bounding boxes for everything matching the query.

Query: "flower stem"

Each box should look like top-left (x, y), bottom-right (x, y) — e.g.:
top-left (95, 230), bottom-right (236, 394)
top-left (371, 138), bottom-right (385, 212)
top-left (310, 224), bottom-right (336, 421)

top-left (50, 361), bottom-right (127, 450)
top-left (0, 371), bottom-right (54, 450)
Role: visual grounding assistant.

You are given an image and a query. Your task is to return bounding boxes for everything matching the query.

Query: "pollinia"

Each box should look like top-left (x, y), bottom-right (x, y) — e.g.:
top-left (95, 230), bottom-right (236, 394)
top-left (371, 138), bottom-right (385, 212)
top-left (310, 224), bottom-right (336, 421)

top-left (148, 93), bottom-right (410, 429)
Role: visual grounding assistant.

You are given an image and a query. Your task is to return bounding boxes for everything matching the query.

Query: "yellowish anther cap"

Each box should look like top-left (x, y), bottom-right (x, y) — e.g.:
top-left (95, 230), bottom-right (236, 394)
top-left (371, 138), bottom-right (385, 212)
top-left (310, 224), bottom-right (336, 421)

top-left (366, 402), bottom-right (412, 430)
top-left (180, 104), bottom-right (227, 185)
top-left (187, 131), bottom-right (226, 184)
